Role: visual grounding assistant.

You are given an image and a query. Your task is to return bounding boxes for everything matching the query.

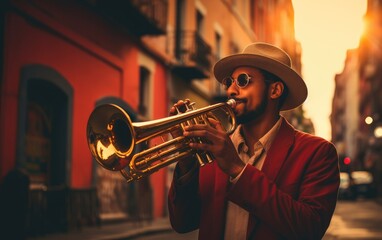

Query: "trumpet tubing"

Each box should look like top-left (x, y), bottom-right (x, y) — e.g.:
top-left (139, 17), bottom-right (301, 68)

top-left (86, 99), bottom-right (237, 182)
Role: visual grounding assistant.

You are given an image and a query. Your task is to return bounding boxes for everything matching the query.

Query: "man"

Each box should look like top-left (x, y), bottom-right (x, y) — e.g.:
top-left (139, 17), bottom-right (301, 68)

top-left (168, 42), bottom-right (340, 239)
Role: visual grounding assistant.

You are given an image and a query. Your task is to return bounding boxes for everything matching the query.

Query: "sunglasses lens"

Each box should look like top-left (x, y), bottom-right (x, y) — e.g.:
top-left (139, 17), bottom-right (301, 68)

top-left (222, 77), bottom-right (233, 89)
top-left (237, 73), bottom-right (249, 87)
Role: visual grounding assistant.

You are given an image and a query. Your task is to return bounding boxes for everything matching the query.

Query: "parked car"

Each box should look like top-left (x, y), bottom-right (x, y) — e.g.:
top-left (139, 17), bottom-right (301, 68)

top-left (338, 171), bottom-right (376, 200)
top-left (338, 172), bottom-right (355, 200)
top-left (351, 171), bottom-right (376, 198)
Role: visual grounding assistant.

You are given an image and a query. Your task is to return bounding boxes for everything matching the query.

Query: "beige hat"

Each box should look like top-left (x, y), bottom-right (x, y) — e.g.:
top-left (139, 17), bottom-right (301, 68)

top-left (213, 42), bottom-right (308, 111)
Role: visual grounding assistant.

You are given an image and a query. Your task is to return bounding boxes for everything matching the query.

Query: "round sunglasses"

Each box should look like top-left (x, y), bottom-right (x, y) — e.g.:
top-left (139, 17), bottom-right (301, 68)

top-left (222, 73), bottom-right (251, 90)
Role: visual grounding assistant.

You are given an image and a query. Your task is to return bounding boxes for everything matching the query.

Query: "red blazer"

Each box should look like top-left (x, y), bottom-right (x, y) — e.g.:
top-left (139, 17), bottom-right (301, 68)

top-left (168, 118), bottom-right (340, 240)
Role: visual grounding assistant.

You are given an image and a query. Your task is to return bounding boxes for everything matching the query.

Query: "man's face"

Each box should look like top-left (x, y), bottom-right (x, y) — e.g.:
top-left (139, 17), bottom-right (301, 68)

top-left (225, 67), bottom-right (269, 124)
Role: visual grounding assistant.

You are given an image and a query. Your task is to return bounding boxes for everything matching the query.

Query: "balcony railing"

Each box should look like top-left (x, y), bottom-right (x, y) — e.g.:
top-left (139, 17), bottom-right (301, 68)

top-left (86, 0), bottom-right (168, 36)
top-left (130, 0), bottom-right (167, 35)
top-left (172, 31), bottom-right (212, 79)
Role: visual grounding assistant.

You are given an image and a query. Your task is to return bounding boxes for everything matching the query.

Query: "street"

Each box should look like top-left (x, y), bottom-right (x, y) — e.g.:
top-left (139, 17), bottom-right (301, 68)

top-left (129, 199), bottom-right (382, 240)
top-left (324, 199), bottom-right (382, 239)
top-left (129, 230), bottom-right (198, 240)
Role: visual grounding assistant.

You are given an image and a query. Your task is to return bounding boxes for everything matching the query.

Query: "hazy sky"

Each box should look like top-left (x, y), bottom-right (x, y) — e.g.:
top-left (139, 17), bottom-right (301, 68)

top-left (292, 0), bottom-right (367, 140)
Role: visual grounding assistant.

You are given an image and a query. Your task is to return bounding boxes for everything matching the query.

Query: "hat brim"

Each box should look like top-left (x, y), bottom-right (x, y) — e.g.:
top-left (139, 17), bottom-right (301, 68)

top-left (213, 54), bottom-right (308, 111)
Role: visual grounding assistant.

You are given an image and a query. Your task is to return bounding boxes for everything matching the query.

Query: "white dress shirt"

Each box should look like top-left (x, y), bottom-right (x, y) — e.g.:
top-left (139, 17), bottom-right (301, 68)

top-left (224, 118), bottom-right (282, 240)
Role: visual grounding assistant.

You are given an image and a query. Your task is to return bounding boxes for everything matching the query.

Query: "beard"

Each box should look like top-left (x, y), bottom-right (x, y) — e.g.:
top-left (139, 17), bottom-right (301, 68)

top-left (236, 92), bottom-right (268, 125)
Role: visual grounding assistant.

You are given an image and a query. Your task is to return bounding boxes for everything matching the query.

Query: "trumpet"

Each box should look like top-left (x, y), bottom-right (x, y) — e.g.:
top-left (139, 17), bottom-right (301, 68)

top-left (86, 99), bottom-right (237, 182)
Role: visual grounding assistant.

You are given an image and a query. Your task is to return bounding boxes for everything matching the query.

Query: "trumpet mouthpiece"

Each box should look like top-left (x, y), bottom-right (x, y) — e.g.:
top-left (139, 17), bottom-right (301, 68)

top-left (227, 99), bottom-right (237, 108)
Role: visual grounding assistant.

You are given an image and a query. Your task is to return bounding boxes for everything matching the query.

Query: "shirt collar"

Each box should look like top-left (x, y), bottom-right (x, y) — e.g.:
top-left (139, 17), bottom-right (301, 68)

top-left (260, 117), bottom-right (282, 153)
top-left (231, 117), bottom-right (282, 154)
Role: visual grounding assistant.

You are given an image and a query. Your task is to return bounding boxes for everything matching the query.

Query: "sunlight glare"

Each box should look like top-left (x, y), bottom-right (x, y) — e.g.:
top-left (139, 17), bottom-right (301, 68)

top-left (292, 0), bottom-right (367, 140)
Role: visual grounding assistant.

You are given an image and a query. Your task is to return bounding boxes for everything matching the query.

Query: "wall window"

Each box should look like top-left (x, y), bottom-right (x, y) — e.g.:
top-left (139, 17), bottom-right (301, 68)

top-left (139, 66), bottom-right (151, 118)
top-left (196, 9), bottom-right (205, 36)
top-left (215, 32), bottom-right (224, 95)
top-left (215, 32), bottom-right (222, 60)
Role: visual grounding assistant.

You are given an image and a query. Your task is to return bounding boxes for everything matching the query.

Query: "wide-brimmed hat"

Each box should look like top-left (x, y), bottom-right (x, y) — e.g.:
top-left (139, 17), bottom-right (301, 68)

top-left (213, 42), bottom-right (308, 111)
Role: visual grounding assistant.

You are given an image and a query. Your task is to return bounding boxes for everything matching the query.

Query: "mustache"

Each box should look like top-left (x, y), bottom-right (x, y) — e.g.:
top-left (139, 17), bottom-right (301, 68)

top-left (230, 98), bottom-right (247, 104)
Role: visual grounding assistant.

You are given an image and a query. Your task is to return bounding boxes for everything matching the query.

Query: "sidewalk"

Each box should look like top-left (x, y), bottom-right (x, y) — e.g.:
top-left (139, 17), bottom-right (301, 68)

top-left (323, 199), bottom-right (382, 239)
top-left (28, 218), bottom-right (173, 240)
top-left (28, 199), bottom-right (382, 240)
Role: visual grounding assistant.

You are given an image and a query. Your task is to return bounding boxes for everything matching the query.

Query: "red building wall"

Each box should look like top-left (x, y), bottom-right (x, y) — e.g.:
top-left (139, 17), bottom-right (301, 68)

top-left (151, 64), bottom-right (169, 218)
top-left (2, 11), bottom-right (125, 186)
top-left (0, 0), bottom-right (168, 220)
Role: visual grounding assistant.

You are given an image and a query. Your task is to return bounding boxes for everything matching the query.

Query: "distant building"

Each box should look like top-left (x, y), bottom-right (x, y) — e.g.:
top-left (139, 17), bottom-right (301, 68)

top-left (358, 0), bottom-right (382, 198)
top-left (251, 0), bottom-right (314, 134)
top-left (331, 0), bottom-right (382, 198)
top-left (331, 49), bottom-right (360, 171)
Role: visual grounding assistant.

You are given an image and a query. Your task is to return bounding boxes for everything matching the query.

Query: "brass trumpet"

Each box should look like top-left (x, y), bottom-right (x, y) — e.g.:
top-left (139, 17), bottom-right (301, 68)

top-left (86, 99), bottom-right (237, 182)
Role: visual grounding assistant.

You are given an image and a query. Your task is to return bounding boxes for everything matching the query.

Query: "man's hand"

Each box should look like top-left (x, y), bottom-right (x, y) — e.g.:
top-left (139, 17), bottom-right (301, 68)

top-left (169, 99), bottom-right (198, 176)
top-left (169, 99), bottom-right (190, 138)
top-left (183, 118), bottom-right (245, 178)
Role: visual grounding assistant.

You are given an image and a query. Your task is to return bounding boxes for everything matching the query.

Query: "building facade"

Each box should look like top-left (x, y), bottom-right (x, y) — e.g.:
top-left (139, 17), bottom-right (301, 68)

top-left (331, 49), bottom-right (360, 171)
top-left (0, 0), bottom-right (170, 235)
top-left (358, 0), bottom-right (382, 198)
top-left (252, 0), bottom-right (314, 134)
top-left (331, 0), bottom-right (382, 198)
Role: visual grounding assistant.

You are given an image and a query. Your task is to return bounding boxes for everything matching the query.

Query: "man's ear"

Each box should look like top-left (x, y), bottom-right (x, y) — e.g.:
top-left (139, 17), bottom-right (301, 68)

top-left (269, 81), bottom-right (284, 99)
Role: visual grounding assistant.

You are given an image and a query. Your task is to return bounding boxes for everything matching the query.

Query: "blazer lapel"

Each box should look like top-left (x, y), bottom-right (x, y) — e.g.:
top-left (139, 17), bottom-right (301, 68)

top-left (246, 117), bottom-right (295, 238)
top-left (261, 117), bottom-right (295, 182)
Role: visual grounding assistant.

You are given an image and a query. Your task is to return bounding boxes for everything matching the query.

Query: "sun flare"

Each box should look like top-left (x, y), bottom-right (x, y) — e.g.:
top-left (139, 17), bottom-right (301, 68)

top-left (292, 0), bottom-right (367, 140)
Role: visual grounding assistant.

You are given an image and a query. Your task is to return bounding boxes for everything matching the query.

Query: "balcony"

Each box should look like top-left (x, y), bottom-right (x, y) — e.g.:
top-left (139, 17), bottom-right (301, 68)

top-left (172, 31), bottom-right (212, 79)
top-left (87, 0), bottom-right (168, 36)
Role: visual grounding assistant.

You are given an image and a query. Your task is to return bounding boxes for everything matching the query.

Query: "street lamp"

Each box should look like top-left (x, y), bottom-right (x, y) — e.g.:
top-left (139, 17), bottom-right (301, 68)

top-left (374, 125), bottom-right (382, 138)
top-left (365, 116), bottom-right (374, 125)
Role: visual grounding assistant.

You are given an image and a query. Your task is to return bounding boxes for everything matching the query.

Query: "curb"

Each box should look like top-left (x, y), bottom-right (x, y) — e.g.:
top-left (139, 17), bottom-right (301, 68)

top-left (98, 223), bottom-right (173, 240)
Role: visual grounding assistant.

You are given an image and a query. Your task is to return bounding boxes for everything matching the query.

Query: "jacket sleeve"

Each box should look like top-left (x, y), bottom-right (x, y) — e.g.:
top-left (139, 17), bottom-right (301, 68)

top-left (167, 163), bottom-right (201, 233)
top-left (227, 139), bottom-right (340, 239)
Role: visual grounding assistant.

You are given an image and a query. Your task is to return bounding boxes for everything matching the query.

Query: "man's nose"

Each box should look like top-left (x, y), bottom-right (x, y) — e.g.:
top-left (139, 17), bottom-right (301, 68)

top-left (227, 83), bottom-right (239, 98)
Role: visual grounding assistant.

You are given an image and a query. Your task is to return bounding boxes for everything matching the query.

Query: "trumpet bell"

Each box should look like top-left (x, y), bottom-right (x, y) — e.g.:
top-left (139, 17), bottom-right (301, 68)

top-left (87, 104), bottom-right (135, 171)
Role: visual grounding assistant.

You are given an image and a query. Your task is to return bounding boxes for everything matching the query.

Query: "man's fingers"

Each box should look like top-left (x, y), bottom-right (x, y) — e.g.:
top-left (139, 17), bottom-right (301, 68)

top-left (184, 124), bottom-right (211, 131)
top-left (189, 142), bottom-right (211, 151)
top-left (207, 118), bottom-right (225, 131)
top-left (183, 129), bottom-right (212, 138)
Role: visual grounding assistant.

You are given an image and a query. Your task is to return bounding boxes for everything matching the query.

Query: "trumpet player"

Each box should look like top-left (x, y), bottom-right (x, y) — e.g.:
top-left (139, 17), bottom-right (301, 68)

top-left (168, 42), bottom-right (340, 240)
